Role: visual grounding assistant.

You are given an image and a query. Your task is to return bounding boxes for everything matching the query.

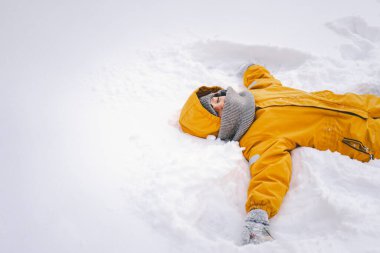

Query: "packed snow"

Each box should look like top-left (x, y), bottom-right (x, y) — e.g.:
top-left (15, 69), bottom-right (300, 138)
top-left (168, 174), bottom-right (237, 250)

top-left (1, 0), bottom-right (380, 252)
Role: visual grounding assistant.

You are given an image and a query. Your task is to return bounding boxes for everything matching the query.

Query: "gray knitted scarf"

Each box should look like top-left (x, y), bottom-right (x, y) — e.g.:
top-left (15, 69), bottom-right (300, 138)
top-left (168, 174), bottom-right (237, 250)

top-left (199, 87), bottom-right (255, 141)
top-left (219, 87), bottom-right (255, 141)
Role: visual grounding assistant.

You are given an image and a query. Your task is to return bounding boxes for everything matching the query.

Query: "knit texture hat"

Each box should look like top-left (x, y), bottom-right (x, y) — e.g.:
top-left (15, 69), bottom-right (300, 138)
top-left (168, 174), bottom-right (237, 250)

top-left (218, 87), bottom-right (255, 141)
top-left (199, 92), bottom-right (218, 116)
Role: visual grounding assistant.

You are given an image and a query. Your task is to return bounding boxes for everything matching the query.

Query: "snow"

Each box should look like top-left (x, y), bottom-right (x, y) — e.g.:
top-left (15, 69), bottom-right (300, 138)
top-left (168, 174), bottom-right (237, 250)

top-left (1, 0), bottom-right (380, 252)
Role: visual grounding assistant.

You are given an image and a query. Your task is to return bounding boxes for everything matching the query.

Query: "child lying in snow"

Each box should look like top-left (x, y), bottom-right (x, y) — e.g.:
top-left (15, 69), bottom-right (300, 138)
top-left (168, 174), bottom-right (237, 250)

top-left (179, 64), bottom-right (380, 245)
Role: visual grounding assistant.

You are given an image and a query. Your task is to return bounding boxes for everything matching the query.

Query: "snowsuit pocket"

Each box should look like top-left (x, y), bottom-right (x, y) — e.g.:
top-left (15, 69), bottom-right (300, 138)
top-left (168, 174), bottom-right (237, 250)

top-left (342, 137), bottom-right (374, 161)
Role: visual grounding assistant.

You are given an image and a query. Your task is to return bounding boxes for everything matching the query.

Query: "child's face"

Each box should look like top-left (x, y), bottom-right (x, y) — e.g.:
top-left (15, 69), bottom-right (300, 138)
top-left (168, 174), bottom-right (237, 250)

top-left (211, 95), bottom-right (226, 117)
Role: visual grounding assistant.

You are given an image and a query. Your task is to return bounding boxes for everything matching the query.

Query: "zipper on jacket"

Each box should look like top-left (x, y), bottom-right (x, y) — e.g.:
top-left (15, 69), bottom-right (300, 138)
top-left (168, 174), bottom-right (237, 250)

top-left (256, 105), bottom-right (367, 120)
top-left (342, 137), bottom-right (374, 160)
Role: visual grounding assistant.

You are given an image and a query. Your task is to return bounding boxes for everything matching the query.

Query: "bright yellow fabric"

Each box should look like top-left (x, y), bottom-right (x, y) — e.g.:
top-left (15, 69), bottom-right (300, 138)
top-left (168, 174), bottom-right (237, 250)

top-left (179, 88), bottom-right (221, 138)
top-left (241, 65), bottom-right (380, 217)
top-left (179, 65), bottom-right (380, 218)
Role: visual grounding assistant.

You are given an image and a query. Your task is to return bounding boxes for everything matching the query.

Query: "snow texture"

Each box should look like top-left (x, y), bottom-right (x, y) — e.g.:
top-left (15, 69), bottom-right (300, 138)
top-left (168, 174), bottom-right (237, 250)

top-left (1, 0), bottom-right (380, 252)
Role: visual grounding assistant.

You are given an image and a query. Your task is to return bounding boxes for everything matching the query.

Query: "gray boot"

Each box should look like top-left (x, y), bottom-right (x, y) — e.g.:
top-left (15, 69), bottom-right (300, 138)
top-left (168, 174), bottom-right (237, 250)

top-left (241, 209), bottom-right (273, 245)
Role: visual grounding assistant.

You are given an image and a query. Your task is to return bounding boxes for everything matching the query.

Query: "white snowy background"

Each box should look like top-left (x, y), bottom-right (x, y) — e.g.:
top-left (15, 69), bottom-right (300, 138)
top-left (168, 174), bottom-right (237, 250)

top-left (1, 0), bottom-right (380, 252)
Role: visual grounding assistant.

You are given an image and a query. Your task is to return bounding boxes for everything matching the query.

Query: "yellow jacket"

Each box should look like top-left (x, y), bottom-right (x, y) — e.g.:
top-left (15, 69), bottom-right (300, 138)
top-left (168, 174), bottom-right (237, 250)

top-left (179, 65), bottom-right (380, 218)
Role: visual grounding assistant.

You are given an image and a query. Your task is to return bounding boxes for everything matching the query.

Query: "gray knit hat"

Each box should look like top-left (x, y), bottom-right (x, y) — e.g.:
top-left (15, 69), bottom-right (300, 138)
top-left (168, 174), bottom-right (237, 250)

top-left (199, 92), bottom-right (218, 116)
top-left (199, 87), bottom-right (255, 141)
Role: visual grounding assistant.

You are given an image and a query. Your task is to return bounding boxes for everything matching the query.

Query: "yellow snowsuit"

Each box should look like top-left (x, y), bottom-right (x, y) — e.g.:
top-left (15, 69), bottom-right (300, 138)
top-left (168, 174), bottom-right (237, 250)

top-left (179, 65), bottom-right (380, 218)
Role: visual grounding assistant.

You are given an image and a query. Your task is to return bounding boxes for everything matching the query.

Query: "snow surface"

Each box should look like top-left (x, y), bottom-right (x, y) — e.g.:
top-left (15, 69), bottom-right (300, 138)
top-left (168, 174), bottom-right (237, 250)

top-left (1, 0), bottom-right (380, 252)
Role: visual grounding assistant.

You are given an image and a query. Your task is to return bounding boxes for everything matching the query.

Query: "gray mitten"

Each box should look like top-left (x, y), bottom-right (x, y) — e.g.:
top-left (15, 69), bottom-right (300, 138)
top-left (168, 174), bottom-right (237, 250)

top-left (242, 209), bottom-right (273, 245)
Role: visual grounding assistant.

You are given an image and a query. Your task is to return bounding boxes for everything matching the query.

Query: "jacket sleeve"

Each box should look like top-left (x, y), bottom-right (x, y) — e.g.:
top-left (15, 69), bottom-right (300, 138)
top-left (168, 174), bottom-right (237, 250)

top-left (243, 65), bottom-right (282, 90)
top-left (245, 137), bottom-right (295, 218)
